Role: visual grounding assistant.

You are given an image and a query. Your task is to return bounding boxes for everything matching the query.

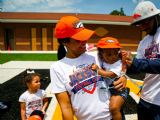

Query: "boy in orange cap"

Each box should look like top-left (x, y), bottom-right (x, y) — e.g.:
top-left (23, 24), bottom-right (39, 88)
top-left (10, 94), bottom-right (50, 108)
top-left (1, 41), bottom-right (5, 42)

top-left (91, 37), bottom-right (128, 120)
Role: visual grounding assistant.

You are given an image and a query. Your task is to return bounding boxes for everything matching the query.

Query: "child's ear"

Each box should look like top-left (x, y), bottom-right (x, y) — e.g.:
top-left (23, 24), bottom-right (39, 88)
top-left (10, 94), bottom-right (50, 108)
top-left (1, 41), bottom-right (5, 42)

top-left (27, 83), bottom-right (30, 87)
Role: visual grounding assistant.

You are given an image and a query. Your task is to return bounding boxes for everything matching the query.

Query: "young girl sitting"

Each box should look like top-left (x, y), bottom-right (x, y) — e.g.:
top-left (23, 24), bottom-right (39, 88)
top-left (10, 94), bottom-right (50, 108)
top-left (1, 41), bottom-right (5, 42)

top-left (19, 69), bottom-right (48, 120)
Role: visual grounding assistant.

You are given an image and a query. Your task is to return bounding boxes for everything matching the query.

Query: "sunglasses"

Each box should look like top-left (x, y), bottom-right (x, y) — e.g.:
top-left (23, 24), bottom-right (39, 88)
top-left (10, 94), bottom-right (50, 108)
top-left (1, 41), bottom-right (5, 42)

top-left (96, 69), bottom-right (115, 91)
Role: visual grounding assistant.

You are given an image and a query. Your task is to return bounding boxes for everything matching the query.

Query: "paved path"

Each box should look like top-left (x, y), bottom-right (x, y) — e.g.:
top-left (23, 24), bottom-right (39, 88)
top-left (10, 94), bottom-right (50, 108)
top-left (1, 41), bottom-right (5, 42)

top-left (0, 61), bottom-right (140, 120)
top-left (0, 61), bottom-right (55, 84)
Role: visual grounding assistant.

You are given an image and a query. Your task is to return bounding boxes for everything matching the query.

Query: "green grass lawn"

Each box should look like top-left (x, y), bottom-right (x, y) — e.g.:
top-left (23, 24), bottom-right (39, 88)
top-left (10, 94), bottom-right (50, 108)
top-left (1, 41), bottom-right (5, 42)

top-left (0, 53), bottom-right (137, 64)
top-left (0, 53), bottom-right (57, 64)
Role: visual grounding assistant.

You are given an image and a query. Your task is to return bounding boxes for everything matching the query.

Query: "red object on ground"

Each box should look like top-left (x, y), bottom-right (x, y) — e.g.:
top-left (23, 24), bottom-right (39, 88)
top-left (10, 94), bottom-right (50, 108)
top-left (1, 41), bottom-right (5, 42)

top-left (8, 46), bottom-right (10, 51)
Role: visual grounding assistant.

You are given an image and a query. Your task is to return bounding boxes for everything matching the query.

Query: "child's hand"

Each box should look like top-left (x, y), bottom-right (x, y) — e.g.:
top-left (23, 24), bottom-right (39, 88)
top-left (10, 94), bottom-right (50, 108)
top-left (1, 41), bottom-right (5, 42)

top-left (91, 63), bottom-right (99, 71)
top-left (41, 110), bottom-right (45, 114)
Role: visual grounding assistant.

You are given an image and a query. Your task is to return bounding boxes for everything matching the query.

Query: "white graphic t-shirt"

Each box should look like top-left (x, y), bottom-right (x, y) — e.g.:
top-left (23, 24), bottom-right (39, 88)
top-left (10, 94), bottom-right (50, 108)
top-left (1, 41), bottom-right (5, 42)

top-left (102, 59), bottom-right (122, 86)
top-left (50, 52), bottom-right (112, 120)
top-left (19, 89), bottom-right (47, 118)
top-left (136, 27), bottom-right (160, 105)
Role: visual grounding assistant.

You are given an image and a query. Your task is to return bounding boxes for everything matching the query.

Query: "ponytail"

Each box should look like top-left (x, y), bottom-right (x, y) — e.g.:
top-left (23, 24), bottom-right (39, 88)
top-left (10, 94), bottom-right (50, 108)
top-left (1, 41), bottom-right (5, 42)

top-left (57, 38), bottom-right (70, 60)
top-left (57, 43), bottom-right (66, 60)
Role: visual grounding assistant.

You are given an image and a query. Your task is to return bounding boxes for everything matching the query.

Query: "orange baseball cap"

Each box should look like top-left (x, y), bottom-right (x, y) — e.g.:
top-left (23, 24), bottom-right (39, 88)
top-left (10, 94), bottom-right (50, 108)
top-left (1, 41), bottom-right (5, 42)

top-left (54, 16), bottom-right (95, 41)
top-left (26, 115), bottom-right (42, 120)
top-left (97, 37), bottom-right (123, 49)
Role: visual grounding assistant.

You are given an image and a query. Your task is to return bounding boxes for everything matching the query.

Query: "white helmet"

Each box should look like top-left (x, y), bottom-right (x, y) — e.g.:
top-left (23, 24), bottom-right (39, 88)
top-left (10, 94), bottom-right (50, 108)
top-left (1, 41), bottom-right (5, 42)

top-left (131, 1), bottom-right (160, 26)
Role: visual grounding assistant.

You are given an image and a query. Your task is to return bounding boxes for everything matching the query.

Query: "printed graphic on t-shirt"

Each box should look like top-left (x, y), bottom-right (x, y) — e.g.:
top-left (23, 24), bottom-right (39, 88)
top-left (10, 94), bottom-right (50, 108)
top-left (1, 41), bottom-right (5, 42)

top-left (28, 98), bottom-right (41, 111)
top-left (69, 63), bottom-right (103, 94)
top-left (145, 42), bottom-right (160, 60)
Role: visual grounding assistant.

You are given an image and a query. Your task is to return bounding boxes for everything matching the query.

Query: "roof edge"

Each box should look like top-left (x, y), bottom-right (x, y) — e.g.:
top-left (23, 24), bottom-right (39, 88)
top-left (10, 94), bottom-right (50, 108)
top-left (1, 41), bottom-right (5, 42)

top-left (1, 19), bottom-right (131, 25)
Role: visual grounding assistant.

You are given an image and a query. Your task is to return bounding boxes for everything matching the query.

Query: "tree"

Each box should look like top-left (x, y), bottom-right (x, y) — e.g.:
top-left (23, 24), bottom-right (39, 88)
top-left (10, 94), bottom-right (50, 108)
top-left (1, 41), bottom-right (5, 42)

top-left (110, 7), bottom-right (126, 16)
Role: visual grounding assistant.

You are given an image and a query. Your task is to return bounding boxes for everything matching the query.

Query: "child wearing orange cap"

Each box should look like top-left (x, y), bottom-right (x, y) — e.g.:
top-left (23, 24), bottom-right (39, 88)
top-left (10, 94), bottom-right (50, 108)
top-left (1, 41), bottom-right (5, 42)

top-left (91, 37), bottom-right (128, 120)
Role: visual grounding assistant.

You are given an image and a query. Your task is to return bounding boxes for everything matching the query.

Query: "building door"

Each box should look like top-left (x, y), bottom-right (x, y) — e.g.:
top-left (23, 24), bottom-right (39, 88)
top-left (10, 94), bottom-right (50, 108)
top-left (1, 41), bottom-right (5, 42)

top-left (5, 28), bottom-right (15, 50)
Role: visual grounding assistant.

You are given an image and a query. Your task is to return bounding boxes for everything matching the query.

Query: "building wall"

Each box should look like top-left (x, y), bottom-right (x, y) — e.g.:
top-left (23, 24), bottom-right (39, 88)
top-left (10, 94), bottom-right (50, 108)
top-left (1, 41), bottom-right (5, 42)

top-left (0, 23), bottom-right (5, 50)
top-left (0, 23), bottom-right (55, 51)
top-left (0, 23), bottom-right (144, 52)
top-left (84, 24), bottom-right (143, 51)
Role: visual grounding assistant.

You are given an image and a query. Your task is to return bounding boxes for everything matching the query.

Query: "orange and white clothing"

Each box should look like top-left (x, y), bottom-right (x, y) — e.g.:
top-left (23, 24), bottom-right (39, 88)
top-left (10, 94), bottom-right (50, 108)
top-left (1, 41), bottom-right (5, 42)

top-left (19, 89), bottom-right (47, 119)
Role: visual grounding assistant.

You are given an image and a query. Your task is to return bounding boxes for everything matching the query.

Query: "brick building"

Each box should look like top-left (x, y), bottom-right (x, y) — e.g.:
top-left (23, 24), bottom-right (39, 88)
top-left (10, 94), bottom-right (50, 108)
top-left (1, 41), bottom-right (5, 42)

top-left (0, 12), bottom-right (146, 51)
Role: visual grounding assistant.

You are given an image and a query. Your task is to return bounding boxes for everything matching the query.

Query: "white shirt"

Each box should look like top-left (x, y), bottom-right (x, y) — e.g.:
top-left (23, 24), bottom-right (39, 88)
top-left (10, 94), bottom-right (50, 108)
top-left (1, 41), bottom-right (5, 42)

top-left (19, 89), bottom-right (47, 118)
top-left (50, 51), bottom-right (112, 120)
top-left (136, 27), bottom-right (160, 105)
top-left (102, 59), bottom-right (122, 85)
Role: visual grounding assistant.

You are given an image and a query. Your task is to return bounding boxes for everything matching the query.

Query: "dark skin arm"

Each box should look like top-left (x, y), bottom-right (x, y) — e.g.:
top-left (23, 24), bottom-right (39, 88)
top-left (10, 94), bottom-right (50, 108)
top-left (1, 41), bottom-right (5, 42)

top-left (91, 63), bottom-right (117, 79)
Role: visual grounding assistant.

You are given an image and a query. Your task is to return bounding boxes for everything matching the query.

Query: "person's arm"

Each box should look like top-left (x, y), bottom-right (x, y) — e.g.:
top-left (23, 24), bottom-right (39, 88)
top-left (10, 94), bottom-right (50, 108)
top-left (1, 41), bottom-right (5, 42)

top-left (55, 91), bottom-right (74, 120)
top-left (131, 57), bottom-right (160, 74)
top-left (126, 65), bottom-right (141, 74)
top-left (50, 64), bottom-right (74, 119)
top-left (41, 97), bottom-right (48, 114)
top-left (121, 50), bottom-right (140, 74)
top-left (121, 50), bottom-right (160, 74)
top-left (20, 102), bottom-right (26, 120)
top-left (91, 63), bottom-right (117, 79)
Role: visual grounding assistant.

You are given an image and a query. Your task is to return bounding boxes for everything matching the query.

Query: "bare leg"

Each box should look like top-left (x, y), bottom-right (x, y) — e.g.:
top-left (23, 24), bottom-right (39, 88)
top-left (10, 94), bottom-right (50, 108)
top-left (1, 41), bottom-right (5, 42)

top-left (109, 94), bottom-right (125, 120)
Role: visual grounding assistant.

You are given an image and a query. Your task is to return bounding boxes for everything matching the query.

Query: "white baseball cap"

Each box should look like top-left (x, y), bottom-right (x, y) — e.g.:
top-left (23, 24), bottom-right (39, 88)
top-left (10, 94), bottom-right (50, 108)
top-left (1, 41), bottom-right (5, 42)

top-left (131, 1), bottom-right (160, 26)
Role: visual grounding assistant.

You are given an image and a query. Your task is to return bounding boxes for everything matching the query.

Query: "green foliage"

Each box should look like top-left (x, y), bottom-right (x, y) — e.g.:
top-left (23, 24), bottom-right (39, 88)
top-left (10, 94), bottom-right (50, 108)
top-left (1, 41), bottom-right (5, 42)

top-left (0, 53), bottom-right (57, 64)
top-left (110, 7), bottom-right (126, 16)
top-left (110, 10), bottom-right (120, 15)
top-left (133, 54), bottom-right (137, 57)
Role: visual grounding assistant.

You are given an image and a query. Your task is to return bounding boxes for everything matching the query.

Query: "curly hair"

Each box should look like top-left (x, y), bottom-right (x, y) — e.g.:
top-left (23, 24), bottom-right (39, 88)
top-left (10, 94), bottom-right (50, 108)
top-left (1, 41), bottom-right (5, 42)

top-left (22, 68), bottom-right (40, 87)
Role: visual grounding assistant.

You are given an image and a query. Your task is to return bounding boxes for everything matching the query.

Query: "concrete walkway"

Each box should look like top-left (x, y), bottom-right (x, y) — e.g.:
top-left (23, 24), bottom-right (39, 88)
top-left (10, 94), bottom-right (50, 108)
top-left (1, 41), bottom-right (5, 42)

top-left (0, 61), bottom-right (55, 84)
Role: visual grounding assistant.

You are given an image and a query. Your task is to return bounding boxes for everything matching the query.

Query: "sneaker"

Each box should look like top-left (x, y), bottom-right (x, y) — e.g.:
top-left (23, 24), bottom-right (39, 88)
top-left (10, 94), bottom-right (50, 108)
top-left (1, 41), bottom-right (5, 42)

top-left (0, 102), bottom-right (7, 109)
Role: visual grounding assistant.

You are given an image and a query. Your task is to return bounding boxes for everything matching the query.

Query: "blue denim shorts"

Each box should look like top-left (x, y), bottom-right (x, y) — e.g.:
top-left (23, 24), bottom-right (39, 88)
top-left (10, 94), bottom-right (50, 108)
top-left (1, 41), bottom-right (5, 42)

top-left (109, 88), bottom-right (128, 100)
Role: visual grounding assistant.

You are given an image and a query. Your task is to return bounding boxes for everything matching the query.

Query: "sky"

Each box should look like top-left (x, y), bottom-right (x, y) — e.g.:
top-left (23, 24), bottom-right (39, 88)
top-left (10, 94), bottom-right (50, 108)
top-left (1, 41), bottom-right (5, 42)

top-left (0, 0), bottom-right (160, 16)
